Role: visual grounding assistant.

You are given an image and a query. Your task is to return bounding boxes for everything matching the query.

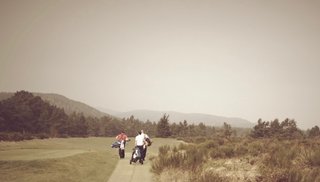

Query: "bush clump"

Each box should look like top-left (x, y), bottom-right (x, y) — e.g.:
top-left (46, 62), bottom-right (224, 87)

top-left (152, 137), bottom-right (320, 182)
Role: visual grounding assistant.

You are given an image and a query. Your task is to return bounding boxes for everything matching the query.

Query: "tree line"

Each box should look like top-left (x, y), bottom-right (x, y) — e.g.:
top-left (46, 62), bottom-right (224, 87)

top-left (250, 118), bottom-right (320, 139)
top-left (0, 91), bottom-right (217, 140)
top-left (0, 91), bottom-right (319, 141)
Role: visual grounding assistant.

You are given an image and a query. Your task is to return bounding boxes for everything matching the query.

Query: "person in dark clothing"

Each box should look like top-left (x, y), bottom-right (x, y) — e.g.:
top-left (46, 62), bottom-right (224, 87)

top-left (141, 130), bottom-right (151, 161)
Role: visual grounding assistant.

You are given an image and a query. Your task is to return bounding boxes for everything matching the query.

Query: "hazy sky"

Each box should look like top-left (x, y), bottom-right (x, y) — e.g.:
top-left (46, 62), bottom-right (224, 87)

top-left (1, 0), bottom-right (319, 129)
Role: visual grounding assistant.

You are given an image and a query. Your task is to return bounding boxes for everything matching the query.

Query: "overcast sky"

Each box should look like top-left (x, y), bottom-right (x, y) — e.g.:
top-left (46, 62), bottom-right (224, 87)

top-left (1, 0), bottom-right (319, 129)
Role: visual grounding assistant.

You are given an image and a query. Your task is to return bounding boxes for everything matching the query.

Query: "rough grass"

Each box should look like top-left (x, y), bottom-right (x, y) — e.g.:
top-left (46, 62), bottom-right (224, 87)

top-left (151, 137), bottom-right (320, 182)
top-left (0, 137), bottom-right (118, 182)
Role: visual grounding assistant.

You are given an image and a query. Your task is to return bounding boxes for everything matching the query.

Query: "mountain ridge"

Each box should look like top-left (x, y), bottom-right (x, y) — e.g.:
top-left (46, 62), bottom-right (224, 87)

top-left (0, 91), bottom-right (253, 128)
top-left (100, 108), bottom-right (254, 128)
top-left (0, 92), bottom-right (109, 118)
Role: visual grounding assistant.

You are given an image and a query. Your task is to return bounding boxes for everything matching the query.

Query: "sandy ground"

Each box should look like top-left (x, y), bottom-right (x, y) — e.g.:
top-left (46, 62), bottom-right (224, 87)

top-left (108, 152), bottom-right (153, 182)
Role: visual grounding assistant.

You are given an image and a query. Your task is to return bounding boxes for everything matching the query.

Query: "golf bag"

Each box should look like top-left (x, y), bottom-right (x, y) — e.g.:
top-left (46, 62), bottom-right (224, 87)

top-left (146, 137), bottom-right (152, 146)
top-left (111, 141), bottom-right (121, 148)
top-left (130, 146), bottom-right (142, 164)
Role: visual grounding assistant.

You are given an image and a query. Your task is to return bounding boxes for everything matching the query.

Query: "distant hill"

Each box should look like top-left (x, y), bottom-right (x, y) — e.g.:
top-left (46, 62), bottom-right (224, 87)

top-left (108, 109), bottom-right (254, 128)
top-left (1, 92), bottom-right (253, 128)
top-left (0, 92), bottom-right (109, 118)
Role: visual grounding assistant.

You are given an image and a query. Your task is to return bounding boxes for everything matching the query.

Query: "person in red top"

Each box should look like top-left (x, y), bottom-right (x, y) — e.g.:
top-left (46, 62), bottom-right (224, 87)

top-left (116, 131), bottom-right (129, 159)
top-left (116, 131), bottom-right (128, 141)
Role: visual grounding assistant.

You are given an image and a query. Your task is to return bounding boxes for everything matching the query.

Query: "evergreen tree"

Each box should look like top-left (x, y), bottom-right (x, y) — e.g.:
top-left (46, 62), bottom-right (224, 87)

top-left (197, 122), bottom-right (207, 136)
top-left (309, 125), bottom-right (320, 137)
top-left (156, 114), bottom-right (171, 137)
top-left (270, 119), bottom-right (281, 137)
top-left (223, 122), bottom-right (232, 138)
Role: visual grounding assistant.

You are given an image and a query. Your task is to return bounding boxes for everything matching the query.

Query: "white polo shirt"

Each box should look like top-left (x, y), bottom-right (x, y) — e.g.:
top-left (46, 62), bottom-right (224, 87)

top-left (135, 134), bottom-right (145, 146)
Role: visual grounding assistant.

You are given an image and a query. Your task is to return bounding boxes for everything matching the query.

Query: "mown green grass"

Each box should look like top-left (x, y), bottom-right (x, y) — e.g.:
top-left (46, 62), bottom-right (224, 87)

top-left (0, 137), bottom-right (119, 182)
top-left (0, 137), bottom-right (182, 182)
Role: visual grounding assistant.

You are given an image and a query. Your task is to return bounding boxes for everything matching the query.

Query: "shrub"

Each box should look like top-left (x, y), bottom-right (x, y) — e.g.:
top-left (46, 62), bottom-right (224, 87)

top-left (287, 168), bottom-right (304, 182)
top-left (304, 147), bottom-right (320, 167)
top-left (185, 146), bottom-right (206, 170)
top-left (178, 142), bottom-right (188, 150)
top-left (263, 145), bottom-right (297, 168)
top-left (0, 132), bottom-right (10, 141)
top-left (196, 171), bottom-right (228, 182)
top-left (220, 145), bottom-right (234, 158)
top-left (234, 144), bottom-right (248, 156)
top-left (151, 145), bottom-right (186, 174)
top-left (209, 148), bottom-right (225, 159)
top-left (217, 138), bottom-right (225, 145)
top-left (168, 150), bottom-right (185, 169)
top-left (207, 144), bottom-right (234, 159)
top-left (303, 168), bottom-right (320, 182)
top-left (247, 140), bottom-right (264, 156)
top-left (194, 136), bottom-right (208, 144)
top-left (158, 145), bottom-right (170, 157)
top-left (59, 134), bottom-right (69, 138)
top-left (200, 140), bottom-right (218, 149)
top-left (152, 137), bottom-right (320, 182)
top-left (0, 132), bottom-right (24, 141)
top-left (36, 133), bottom-right (50, 139)
top-left (261, 167), bottom-right (320, 182)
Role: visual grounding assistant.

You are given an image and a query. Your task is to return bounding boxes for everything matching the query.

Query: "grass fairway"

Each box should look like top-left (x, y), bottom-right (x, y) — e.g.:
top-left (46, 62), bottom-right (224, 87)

top-left (0, 137), bottom-right (181, 182)
top-left (0, 137), bottom-right (119, 182)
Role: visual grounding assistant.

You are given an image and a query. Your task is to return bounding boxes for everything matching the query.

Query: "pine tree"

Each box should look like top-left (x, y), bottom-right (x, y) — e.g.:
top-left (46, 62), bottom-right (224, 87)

top-left (156, 114), bottom-right (171, 137)
top-left (309, 125), bottom-right (320, 137)
top-left (223, 122), bottom-right (232, 138)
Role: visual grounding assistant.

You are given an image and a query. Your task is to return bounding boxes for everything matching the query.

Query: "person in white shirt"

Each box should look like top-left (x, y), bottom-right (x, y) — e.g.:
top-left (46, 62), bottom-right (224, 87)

top-left (135, 131), bottom-right (144, 164)
top-left (135, 131), bottom-right (145, 146)
top-left (141, 130), bottom-right (151, 161)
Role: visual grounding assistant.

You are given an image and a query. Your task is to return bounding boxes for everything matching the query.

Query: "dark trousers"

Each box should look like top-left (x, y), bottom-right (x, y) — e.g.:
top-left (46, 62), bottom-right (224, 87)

top-left (118, 148), bottom-right (125, 158)
top-left (137, 146), bottom-right (144, 163)
top-left (142, 147), bottom-right (147, 160)
top-left (118, 141), bottom-right (126, 158)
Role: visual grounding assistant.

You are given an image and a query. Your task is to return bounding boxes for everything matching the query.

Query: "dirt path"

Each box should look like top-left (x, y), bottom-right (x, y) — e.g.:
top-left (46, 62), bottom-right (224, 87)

top-left (107, 152), bottom-right (154, 182)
